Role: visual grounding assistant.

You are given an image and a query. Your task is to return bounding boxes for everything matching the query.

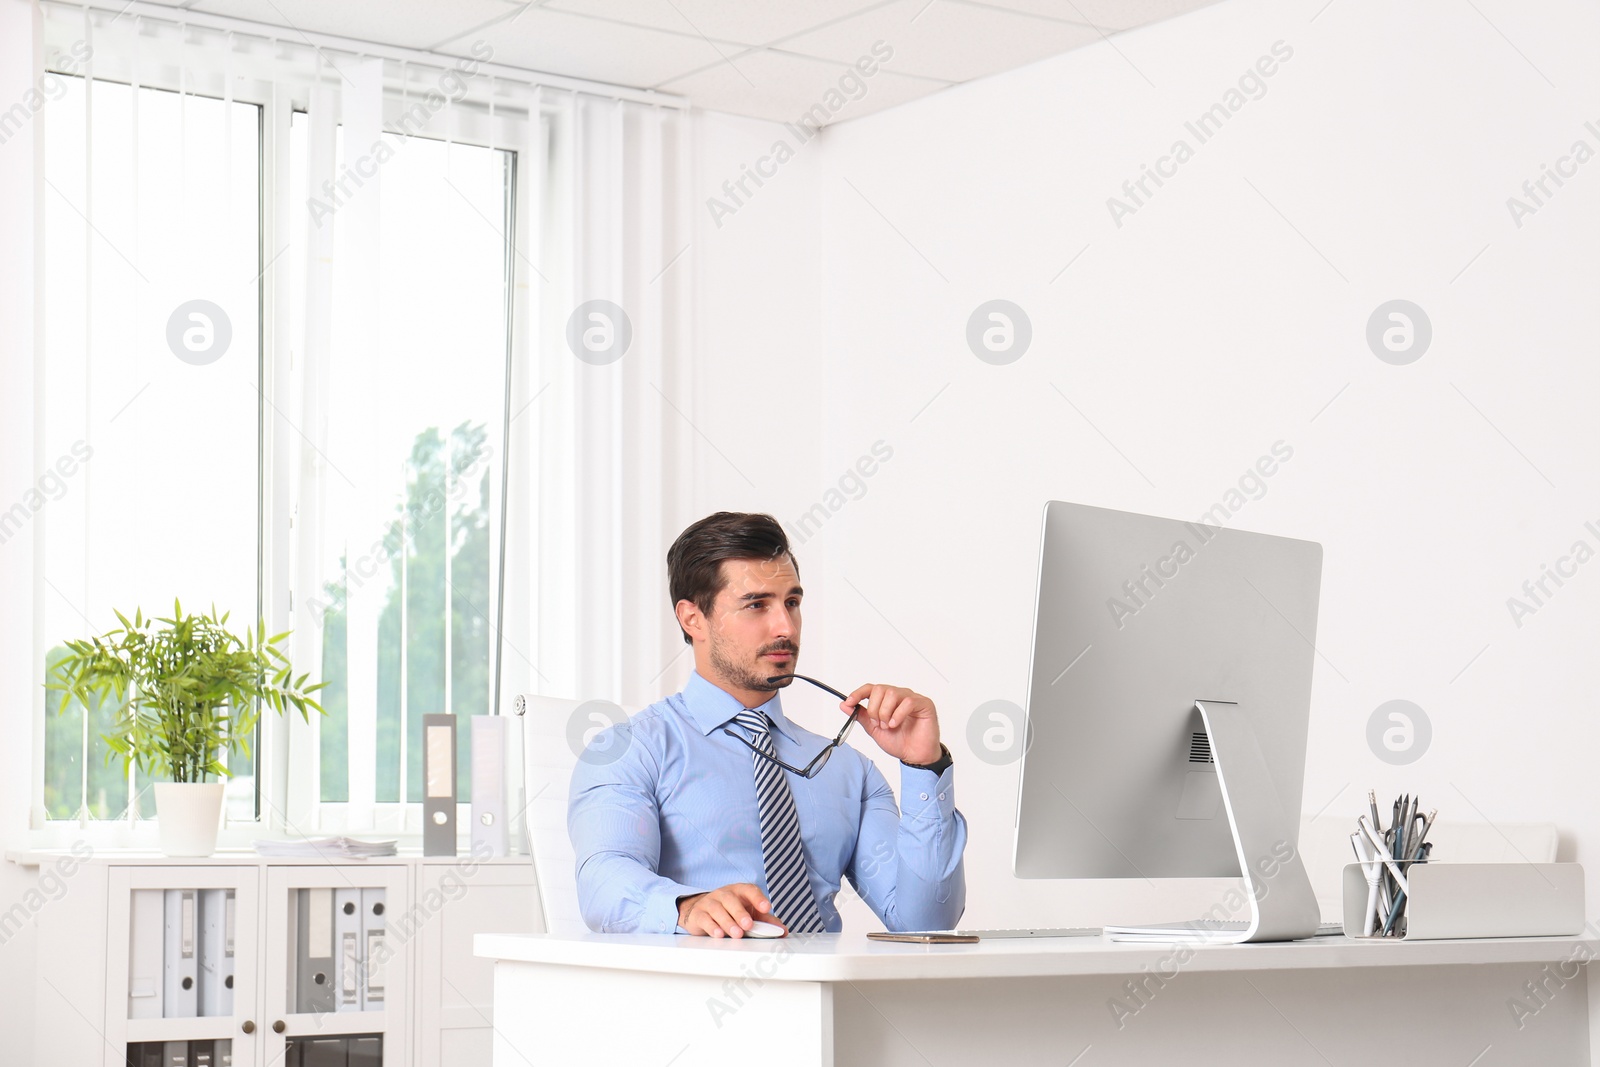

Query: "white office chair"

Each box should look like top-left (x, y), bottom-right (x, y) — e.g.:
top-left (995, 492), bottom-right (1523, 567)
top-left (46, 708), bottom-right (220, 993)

top-left (514, 693), bottom-right (640, 935)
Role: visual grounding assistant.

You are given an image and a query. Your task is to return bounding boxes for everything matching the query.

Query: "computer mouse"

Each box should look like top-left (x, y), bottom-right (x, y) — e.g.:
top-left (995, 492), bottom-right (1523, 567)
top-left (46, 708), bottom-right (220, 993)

top-left (744, 920), bottom-right (787, 938)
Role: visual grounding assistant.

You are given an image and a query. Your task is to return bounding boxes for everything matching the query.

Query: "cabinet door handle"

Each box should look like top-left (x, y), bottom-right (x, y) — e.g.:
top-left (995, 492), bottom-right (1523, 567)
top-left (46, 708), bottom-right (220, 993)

top-left (241, 1020), bottom-right (256, 1035)
top-left (272, 1020), bottom-right (287, 1034)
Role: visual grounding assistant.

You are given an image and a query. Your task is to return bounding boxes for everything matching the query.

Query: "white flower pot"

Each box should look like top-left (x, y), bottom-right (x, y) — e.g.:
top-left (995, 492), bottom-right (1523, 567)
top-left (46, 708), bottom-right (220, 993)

top-left (154, 782), bottom-right (226, 857)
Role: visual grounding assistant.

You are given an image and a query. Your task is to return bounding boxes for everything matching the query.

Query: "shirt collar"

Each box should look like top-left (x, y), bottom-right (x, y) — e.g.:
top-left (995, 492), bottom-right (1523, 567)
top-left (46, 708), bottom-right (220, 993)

top-left (681, 670), bottom-right (800, 744)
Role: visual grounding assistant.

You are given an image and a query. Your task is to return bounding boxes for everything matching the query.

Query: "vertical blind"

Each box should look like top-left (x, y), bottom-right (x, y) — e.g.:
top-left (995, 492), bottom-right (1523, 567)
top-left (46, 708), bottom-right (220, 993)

top-left (35, 0), bottom-right (695, 837)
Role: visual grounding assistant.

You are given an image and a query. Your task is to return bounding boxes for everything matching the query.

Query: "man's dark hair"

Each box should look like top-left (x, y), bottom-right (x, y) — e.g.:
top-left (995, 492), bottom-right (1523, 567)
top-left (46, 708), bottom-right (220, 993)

top-left (667, 512), bottom-right (798, 644)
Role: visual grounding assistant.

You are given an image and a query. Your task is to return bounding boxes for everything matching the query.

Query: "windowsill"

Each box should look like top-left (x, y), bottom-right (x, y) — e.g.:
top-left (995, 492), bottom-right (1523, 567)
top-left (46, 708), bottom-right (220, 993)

top-left (13, 818), bottom-right (517, 857)
top-left (6, 836), bottom-right (529, 867)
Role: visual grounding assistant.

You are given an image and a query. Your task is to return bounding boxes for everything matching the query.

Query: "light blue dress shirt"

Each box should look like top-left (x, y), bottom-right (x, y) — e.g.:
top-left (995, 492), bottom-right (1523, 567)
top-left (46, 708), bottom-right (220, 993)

top-left (569, 670), bottom-right (967, 934)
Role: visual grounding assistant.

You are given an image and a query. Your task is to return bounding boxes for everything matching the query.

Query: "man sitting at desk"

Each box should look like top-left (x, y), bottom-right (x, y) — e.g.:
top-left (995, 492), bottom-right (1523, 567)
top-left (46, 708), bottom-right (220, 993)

top-left (569, 511), bottom-right (967, 937)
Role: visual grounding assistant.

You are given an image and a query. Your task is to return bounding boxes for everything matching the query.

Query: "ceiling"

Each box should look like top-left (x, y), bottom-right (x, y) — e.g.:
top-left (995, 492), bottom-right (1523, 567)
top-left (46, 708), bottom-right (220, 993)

top-left (139, 0), bottom-right (1221, 124)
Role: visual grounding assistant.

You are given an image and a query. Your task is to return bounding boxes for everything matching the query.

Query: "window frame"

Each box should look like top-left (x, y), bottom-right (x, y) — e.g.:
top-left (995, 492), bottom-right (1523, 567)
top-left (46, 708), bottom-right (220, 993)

top-left (30, 29), bottom-right (538, 848)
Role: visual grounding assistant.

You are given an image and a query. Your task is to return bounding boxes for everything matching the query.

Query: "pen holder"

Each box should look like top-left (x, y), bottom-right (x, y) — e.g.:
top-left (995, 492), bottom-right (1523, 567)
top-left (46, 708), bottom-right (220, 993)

top-left (1341, 862), bottom-right (1586, 941)
top-left (1353, 856), bottom-right (1428, 938)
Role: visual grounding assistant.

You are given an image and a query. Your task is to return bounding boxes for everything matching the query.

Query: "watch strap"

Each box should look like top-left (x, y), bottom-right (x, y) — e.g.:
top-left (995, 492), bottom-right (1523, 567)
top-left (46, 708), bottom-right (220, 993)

top-left (901, 742), bottom-right (953, 774)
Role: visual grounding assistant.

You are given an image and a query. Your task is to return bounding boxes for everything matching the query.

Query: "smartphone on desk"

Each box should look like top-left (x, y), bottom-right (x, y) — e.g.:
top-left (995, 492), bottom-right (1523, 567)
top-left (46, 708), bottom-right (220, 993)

top-left (866, 931), bottom-right (980, 944)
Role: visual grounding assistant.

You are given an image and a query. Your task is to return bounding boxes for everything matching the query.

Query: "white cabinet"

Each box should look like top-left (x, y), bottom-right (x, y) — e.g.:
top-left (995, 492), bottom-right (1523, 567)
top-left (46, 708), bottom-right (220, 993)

top-left (20, 852), bottom-right (540, 1067)
top-left (412, 863), bottom-right (542, 1064)
top-left (261, 864), bottom-right (411, 1065)
top-left (103, 865), bottom-right (263, 1066)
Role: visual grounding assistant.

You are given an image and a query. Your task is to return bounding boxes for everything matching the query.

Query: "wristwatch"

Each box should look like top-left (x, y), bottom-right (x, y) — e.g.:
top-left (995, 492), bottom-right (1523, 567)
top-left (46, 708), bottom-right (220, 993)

top-left (901, 743), bottom-right (953, 775)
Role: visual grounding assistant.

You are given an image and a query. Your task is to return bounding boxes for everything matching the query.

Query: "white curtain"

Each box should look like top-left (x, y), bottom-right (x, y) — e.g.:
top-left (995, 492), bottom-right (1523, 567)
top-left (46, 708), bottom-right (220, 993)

top-left (36, 0), bottom-right (693, 833)
top-left (499, 91), bottom-right (696, 713)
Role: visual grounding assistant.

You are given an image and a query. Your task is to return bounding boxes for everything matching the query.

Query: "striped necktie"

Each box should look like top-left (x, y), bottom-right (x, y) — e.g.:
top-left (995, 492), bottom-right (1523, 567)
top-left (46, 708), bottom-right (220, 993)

top-left (730, 709), bottom-right (826, 933)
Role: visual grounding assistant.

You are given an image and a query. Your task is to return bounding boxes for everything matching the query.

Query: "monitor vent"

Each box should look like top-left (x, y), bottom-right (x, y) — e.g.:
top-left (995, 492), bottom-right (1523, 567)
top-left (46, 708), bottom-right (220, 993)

top-left (1188, 732), bottom-right (1214, 764)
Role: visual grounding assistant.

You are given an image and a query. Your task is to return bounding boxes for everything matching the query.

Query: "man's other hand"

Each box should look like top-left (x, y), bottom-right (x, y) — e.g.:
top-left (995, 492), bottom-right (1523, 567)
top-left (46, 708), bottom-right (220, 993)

top-left (677, 883), bottom-right (788, 938)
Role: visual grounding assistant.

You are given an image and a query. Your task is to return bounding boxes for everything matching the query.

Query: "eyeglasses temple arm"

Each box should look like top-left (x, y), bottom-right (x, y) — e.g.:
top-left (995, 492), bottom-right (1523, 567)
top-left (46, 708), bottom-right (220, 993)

top-left (789, 673), bottom-right (856, 705)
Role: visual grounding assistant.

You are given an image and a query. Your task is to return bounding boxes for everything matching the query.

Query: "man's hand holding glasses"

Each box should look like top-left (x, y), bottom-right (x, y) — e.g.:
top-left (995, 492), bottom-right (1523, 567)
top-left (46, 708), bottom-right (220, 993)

top-left (839, 682), bottom-right (943, 767)
top-left (723, 673), bottom-right (944, 776)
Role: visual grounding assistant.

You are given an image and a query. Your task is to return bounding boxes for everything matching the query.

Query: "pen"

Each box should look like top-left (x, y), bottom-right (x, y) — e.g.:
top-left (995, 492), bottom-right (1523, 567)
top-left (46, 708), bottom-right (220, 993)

top-left (1382, 846), bottom-right (1422, 936)
top-left (1368, 790), bottom-right (1383, 842)
top-left (1412, 809), bottom-right (1435, 859)
top-left (1381, 887), bottom-right (1404, 935)
top-left (1393, 797), bottom-right (1405, 865)
top-left (1352, 833), bottom-right (1382, 937)
top-left (1386, 796), bottom-right (1399, 860)
top-left (1400, 795), bottom-right (1415, 861)
top-left (1381, 810), bottom-right (1436, 937)
top-left (1359, 816), bottom-right (1411, 897)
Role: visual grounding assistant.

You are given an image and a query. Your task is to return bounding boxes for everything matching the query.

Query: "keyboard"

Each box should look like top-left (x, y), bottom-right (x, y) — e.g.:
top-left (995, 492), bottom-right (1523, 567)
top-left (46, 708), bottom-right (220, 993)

top-left (894, 922), bottom-right (1344, 941)
top-left (936, 927), bottom-right (1101, 939)
top-left (1204, 920), bottom-right (1344, 937)
top-left (1105, 920), bottom-right (1346, 942)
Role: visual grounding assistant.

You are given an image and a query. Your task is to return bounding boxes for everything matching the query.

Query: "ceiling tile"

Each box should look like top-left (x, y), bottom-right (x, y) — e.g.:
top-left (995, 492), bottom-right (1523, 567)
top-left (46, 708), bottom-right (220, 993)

top-left (539, 0), bottom-right (894, 48)
top-left (186, 0), bottom-right (525, 51)
top-left (432, 7), bottom-right (748, 88)
top-left (659, 48), bottom-right (948, 124)
top-left (965, 0), bottom-right (1223, 33)
top-left (780, 0), bottom-right (1100, 82)
top-left (132, 0), bottom-right (1220, 124)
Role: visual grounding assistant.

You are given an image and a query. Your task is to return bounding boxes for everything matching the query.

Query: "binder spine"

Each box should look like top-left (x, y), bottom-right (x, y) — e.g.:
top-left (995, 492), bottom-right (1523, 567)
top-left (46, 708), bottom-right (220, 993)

top-left (295, 887), bottom-right (337, 1015)
top-left (360, 888), bottom-right (387, 1011)
top-left (471, 716), bottom-right (508, 857)
top-left (423, 714), bottom-right (459, 856)
top-left (164, 889), bottom-right (199, 1018)
top-left (198, 888), bottom-right (232, 1017)
top-left (220, 889), bottom-right (235, 1016)
top-left (334, 888), bottom-right (363, 1013)
top-left (129, 889), bottom-right (165, 1019)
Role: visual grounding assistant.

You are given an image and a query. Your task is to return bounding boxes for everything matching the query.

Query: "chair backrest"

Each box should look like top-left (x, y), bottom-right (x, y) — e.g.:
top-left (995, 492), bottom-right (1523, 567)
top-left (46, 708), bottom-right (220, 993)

top-left (1299, 815), bottom-right (1559, 920)
top-left (515, 693), bottom-right (638, 935)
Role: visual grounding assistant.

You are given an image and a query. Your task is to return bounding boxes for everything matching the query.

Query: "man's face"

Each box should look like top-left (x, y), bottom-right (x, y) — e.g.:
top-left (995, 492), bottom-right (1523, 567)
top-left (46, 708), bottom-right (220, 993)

top-left (704, 555), bottom-right (802, 694)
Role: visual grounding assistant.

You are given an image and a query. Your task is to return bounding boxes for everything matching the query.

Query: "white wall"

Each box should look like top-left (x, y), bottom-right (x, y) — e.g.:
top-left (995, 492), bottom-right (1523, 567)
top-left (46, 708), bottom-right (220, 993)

top-left (0, 0), bottom-right (41, 1054)
top-left (792, 0), bottom-right (1600, 929)
top-left (687, 109), bottom-right (824, 526)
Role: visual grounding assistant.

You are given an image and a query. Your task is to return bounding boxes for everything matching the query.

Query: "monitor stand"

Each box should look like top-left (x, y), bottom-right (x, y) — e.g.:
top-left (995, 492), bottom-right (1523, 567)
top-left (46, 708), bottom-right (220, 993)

top-left (1105, 700), bottom-right (1322, 944)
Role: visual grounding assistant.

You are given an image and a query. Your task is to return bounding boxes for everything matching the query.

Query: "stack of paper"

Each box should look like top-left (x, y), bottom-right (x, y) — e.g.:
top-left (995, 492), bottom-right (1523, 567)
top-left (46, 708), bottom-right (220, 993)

top-left (252, 837), bottom-right (398, 860)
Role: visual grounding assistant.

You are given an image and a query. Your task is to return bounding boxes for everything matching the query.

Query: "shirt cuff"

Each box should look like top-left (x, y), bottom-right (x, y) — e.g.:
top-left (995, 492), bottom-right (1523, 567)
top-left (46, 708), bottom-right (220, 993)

top-left (899, 760), bottom-right (956, 828)
top-left (647, 881), bottom-right (706, 935)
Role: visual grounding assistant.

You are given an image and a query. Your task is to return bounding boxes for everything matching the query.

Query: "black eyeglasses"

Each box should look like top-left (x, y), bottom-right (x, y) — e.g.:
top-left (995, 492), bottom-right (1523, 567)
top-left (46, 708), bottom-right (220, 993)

top-left (721, 673), bottom-right (863, 779)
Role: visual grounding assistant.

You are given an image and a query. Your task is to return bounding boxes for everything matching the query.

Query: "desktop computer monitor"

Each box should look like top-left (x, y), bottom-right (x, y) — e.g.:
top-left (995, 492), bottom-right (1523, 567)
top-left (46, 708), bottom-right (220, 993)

top-left (1013, 501), bottom-right (1324, 938)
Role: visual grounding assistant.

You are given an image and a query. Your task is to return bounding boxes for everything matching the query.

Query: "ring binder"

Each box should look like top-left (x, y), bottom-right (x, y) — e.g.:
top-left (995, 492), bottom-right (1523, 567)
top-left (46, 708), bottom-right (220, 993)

top-left (334, 888), bottom-right (362, 1013)
top-left (423, 714), bottom-right (459, 856)
top-left (295, 888), bottom-right (337, 1014)
top-left (360, 889), bottom-right (387, 1012)
top-left (129, 890), bottom-right (165, 1019)
top-left (164, 890), bottom-right (199, 1018)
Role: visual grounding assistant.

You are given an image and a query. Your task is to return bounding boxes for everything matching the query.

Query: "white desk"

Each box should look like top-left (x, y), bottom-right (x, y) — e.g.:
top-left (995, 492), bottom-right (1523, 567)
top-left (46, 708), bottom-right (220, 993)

top-left (477, 930), bottom-right (1598, 1065)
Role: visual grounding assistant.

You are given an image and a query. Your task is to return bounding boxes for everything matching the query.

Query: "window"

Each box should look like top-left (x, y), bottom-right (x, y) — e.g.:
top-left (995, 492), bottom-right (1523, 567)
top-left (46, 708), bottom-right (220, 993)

top-left (37, 32), bottom-right (516, 834)
top-left (288, 117), bottom-right (513, 815)
top-left (33, 3), bottom-right (688, 838)
top-left (40, 75), bottom-right (262, 822)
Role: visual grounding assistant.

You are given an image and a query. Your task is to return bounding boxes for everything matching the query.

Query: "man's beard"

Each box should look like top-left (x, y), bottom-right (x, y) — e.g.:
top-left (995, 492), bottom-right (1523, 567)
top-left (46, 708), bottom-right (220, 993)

top-left (708, 632), bottom-right (798, 695)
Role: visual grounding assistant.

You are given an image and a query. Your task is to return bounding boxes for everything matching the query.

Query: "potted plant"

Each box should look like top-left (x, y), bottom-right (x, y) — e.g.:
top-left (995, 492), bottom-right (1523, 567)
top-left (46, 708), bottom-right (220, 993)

top-left (48, 602), bottom-right (324, 856)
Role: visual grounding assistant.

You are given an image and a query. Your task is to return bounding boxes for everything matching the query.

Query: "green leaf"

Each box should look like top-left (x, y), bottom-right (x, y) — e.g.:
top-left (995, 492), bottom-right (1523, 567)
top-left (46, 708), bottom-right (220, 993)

top-left (49, 605), bottom-right (323, 785)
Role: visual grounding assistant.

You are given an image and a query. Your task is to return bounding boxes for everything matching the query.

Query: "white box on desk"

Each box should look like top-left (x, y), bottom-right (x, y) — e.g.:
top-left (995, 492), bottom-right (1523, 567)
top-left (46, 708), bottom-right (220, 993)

top-left (1342, 862), bottom-right (1585, 940)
